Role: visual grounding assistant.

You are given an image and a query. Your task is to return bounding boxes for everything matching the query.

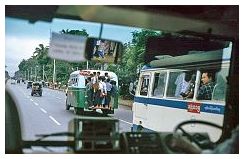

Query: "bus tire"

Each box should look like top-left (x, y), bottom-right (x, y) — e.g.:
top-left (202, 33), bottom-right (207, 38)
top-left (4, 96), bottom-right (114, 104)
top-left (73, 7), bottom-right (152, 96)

top-left (65, 100), bottom-right (70, 110)
top-left (74, 107), bottom-right (84, 115)
top-left (74, 107), bottom-right (79, 114)
top-left (102, 109), bottom-right (109, 115)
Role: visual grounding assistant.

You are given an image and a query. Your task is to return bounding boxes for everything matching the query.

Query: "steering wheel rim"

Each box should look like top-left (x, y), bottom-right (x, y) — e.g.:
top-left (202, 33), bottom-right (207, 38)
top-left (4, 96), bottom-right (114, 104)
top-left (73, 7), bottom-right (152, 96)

top-left (174, 120), bottom-right (223, 147)
top-left (174, 120), bottom-right (223, 132)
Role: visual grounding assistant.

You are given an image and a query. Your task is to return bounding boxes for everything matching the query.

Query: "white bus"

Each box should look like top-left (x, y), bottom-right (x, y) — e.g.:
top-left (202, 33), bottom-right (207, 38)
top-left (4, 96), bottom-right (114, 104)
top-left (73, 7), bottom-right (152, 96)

top-left (132, 47), bottom-right (231, 142)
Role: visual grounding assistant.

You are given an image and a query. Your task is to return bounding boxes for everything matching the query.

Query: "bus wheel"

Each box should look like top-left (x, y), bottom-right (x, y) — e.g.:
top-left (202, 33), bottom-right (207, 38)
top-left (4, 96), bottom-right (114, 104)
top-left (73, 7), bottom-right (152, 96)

top-left (102, 109), bottom-right (109, 115)
top-left (74, 107), bottom-right (84, 115)
top-left (65, 100), bottom-right (70, 110)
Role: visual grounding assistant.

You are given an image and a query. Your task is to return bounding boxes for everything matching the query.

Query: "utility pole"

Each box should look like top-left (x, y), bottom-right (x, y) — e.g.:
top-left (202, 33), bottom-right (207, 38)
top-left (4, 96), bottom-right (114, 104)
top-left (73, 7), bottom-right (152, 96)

top-left (30, 67), bottom-right (32, 81)
top-left (53, 59), bottom-right (56, 84)
top-left (27, 69), bottom-right (29, 81)
top-left (35, 67), bottom-right (37, 81)
top-left (43, 65), bottom-right (44, 81)
top-left (86, 61), bottom-right (89, 69)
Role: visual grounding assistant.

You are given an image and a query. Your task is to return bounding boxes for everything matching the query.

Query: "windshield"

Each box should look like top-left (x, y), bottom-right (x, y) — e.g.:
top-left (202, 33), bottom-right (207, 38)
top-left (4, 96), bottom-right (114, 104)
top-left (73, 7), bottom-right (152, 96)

top-left (4, 5), bottom-right (239, 155)
top-left (5, 15), bottom-right (160, 139)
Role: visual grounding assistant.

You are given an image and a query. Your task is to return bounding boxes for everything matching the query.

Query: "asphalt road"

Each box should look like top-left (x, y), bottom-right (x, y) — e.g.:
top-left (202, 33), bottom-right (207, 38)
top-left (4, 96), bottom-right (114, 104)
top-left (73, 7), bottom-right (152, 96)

top-left (6, 81), bottom-right (133, 141)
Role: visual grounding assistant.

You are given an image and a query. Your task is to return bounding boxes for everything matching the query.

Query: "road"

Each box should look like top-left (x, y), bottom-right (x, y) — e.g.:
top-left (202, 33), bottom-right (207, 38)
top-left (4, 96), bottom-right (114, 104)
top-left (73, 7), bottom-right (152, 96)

top-left (6, 81), bottom-right (133, 141)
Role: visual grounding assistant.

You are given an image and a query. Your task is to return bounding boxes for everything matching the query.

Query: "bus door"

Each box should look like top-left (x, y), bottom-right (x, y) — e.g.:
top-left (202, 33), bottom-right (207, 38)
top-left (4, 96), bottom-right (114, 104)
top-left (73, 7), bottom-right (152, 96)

top-left (133, 72), bottom-right (151, 129)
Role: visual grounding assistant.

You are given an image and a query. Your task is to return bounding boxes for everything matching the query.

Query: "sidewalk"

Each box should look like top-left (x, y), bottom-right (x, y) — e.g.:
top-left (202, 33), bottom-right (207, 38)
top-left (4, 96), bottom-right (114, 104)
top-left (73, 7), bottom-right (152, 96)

top-left (118, 98), bottom-right (133, 107)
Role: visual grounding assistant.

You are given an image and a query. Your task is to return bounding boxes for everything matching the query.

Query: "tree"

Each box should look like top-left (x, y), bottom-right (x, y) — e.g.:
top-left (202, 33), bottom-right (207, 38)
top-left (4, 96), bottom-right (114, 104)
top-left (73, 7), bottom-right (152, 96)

top-left (107, 29), bottom-right (161, 99)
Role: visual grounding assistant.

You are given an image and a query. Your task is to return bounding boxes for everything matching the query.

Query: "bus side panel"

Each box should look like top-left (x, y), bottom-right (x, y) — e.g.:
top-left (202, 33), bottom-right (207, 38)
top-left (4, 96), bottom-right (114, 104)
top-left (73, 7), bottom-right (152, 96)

top-left (76, 88), bottom-right (87, 109)
top-left (133, 99), bottom-right (224, 142)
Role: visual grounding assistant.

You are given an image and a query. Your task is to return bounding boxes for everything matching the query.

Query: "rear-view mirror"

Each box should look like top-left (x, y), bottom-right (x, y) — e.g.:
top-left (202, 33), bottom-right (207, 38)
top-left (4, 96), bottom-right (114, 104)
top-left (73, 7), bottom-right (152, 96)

top-left (85, 37), bottom-right (123, 64)
top-left (48, 33), bottom-right (123, 64)
top-left (48, 32), bottom-right (87, 62)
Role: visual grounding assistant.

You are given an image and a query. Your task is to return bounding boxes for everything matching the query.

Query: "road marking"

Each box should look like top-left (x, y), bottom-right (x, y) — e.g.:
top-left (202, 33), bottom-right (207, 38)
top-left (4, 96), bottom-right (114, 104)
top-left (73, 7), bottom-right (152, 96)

top-left (56, 97), bottom-right (62, 99)
top-left (26, 96), bottom-right (30, 98)
top-left (34, 102), bottom-right (39, 106)
top-left (40, 107), bottom-right (47, 114)
top-left (30, 99), bottom-right (33, 102)
top-left (49, 116), bottom-right (61, 126)
top-left (115, 118), bottom-right (132, 125)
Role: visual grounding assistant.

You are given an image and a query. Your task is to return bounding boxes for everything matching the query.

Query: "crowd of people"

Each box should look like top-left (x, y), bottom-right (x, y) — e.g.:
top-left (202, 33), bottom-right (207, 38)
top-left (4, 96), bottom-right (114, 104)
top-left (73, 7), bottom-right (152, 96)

top-left (86, 72), bottom-right (118, 109)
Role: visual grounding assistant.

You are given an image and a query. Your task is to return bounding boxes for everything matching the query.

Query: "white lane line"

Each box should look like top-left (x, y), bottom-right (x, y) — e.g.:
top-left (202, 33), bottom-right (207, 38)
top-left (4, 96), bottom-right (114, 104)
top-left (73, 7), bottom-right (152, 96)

top-left (115, 118), bottom-right (132, 125)
top-left (34, 102), bottom-right (39, 106)
top-left (49, 116), bottom-right (61, 126)
top-left (56, 97), bottom-right (62, 99)
top-left (39, 107), bottom-right (47, 114)
top-left (30, 99), bottom-right (34, 102)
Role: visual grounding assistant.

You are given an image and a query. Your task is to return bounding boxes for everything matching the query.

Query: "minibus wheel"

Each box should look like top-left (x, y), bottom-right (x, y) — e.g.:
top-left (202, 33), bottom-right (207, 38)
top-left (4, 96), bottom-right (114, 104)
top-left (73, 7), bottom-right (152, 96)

top-left (102, 109), bottom-right (109, 115)
top-left (74, 107), bottom-right (84, 115)
top-left (65, 99), bottom-right (70, 110)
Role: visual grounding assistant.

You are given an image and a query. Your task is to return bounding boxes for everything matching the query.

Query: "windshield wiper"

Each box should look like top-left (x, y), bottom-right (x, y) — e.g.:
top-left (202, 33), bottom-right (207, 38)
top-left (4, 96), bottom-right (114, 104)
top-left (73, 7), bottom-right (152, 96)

top-left (35, 132), bottom-right (74, 141)
top-left (23, 132), bottom-right (75, 149)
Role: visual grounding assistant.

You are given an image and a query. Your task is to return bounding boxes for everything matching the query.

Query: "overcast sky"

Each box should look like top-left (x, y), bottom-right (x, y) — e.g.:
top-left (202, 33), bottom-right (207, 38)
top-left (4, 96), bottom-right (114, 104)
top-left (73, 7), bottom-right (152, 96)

top-left (5, 17), bottom-right (141, 76)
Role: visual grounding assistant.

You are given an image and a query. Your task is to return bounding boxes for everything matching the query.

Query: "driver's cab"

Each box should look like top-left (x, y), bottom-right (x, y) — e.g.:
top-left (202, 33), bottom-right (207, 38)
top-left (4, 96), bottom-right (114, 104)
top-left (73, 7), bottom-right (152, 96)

top-left (5, 5), bottom-right (239, 154)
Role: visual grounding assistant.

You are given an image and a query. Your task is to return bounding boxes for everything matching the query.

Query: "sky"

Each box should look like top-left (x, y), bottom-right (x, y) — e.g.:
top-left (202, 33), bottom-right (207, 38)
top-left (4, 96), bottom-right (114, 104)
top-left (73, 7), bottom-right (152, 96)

top-left (5, 17), bottom-right (141, 76)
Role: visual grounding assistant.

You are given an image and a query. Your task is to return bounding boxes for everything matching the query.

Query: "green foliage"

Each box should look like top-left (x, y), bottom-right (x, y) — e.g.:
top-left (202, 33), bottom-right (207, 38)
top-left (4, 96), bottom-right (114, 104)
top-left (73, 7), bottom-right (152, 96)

top-left (106, 29), bottom-right (161, 99)
top-left (18, 29), bottom-right (90, 84)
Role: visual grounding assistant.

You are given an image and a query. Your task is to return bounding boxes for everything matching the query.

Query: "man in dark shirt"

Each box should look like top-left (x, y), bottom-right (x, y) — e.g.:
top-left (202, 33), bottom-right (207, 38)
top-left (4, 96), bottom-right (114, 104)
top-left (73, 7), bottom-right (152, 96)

top-left (197, 72), bottom-right (215, 100)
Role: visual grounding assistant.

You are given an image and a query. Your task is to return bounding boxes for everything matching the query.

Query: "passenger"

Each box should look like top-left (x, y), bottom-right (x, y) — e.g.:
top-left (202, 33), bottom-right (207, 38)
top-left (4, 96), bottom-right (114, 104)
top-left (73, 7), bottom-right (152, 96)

top-left (94, 76), bottom-right (102, 108)
top-left (100, 76), bottom-right (107, 108)
top-left (180, 74), bottom-right (196, 99)
top-left (104, 72), bottom-right (110, 80)
top-left (197, 71), bottom-right (215, 100)
top-left (91, 72), bottom-right (99, 94)
top-left (110, 80), bottom-right (118, 107)
top-left (97, 71), bottom-right (101, 78)
top-left (86, 77), bottom-right (93, 108)
top-left (105, 78), bottom-right (112, 108)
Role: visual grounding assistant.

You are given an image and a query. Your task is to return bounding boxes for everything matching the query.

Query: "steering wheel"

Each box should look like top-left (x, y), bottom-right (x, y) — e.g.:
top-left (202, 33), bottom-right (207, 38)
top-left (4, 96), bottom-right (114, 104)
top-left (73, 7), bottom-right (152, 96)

top-left (174, 120), bottom-right (223, 149)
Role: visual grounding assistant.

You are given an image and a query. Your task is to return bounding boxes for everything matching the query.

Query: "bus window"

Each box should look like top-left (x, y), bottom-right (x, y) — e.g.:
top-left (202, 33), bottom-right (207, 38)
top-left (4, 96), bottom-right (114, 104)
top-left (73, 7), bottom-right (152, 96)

top-left (167, 71), bottom-right (185, 97)
top-left (75, 78), bottom-right (78, 86)
top-left (152, 72), bottom-right (166, 97)
top-left (139, 75), bottom-right (150, 96)
top-left (212, 68), bottom-right (229, 101)
top-left (167, 71), bottom-right (196, 99)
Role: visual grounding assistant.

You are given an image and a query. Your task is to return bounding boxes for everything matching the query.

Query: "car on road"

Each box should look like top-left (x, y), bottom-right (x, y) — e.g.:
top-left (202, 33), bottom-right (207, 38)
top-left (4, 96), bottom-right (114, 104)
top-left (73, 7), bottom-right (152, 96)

top-left (26, 81), bottom-right (33, 89)
top-left (31, 82), bottom-right (42, 96)
top-left (10, 79), bottom-right (16, 84)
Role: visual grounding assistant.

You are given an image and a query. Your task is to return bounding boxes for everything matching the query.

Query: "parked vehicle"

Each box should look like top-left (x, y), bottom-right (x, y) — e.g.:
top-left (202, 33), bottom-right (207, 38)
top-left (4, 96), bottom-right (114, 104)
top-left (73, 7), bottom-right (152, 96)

top-left (26, 81), bottom-right (33, 89)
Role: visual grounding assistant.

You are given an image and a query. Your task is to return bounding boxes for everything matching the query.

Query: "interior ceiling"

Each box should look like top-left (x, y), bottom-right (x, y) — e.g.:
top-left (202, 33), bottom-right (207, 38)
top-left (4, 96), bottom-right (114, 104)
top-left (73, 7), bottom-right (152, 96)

top-left (6, 5), bottom-right (238, 38)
